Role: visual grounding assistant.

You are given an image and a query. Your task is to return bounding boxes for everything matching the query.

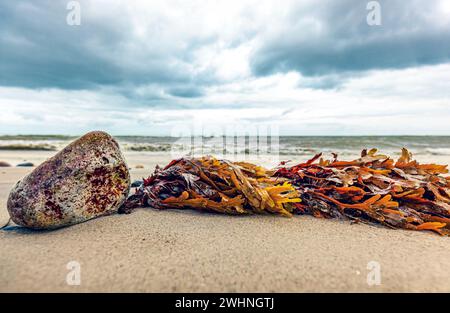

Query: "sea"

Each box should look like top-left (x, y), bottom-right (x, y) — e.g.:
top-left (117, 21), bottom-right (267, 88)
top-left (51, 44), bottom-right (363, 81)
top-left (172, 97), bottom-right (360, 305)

top-left (1, 135), bottom-right (450, 159)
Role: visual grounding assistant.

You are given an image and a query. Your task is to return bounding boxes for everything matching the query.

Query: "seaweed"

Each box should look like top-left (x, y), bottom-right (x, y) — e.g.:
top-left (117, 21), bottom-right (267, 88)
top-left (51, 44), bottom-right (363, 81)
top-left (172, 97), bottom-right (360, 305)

top-left (121, 149), bottom-right (450, 235)
top-left (120, 157), bottom-right (300, 216)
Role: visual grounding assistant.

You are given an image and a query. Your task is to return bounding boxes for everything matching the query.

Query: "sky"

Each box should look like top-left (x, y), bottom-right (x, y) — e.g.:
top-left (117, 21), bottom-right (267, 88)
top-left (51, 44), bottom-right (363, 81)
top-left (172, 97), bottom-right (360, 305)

top-left (1, 0), bottom-right (450, 136)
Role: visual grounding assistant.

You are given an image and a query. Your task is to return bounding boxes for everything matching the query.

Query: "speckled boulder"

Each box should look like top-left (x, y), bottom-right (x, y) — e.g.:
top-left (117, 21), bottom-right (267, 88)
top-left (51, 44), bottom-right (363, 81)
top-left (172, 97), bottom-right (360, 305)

top-left (7, 131), bottom-right (130, 229)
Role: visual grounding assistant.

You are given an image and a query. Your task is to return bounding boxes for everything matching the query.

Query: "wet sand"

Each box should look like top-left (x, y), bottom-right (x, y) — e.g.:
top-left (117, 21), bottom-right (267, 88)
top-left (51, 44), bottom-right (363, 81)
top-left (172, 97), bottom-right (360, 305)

top-left (1, 151), bottom-right (450, 292)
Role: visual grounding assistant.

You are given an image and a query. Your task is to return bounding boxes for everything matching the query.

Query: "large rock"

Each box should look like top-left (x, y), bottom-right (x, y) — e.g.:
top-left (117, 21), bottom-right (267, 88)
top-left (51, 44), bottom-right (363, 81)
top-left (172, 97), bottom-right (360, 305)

top-left (7, 131), bottom-right (130, 229)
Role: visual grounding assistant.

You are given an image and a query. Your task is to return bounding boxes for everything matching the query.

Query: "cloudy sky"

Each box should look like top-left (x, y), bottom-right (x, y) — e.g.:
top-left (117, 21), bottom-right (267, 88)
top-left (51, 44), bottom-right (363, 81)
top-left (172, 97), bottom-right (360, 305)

top-left (1, 0), bottom-right (450, 135)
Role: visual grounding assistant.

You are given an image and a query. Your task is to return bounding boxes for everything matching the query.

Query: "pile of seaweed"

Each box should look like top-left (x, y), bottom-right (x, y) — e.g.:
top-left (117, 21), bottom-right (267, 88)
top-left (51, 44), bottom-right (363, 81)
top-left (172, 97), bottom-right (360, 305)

top-left (121, 149), bottom-right (450, 235)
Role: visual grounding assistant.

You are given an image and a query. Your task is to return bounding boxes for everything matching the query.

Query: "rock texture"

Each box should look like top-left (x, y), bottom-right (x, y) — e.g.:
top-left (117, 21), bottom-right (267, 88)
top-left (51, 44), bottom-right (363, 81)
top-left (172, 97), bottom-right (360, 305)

top-left (7, 131), bottom-right (130, 229)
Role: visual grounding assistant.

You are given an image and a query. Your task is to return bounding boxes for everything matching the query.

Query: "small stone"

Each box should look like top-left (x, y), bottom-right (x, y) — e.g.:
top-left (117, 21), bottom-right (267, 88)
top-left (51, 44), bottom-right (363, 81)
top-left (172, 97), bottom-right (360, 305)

top-left (0, 161), bottom-right (11, 167)
top-left (135, 164), bottom-right (144, 169)
top-left (131, 180), bottom-right (143, 188)
top-left (7, 131), bottom-right (131, 229)
top-left (17, 162), bottom-right (34, 167)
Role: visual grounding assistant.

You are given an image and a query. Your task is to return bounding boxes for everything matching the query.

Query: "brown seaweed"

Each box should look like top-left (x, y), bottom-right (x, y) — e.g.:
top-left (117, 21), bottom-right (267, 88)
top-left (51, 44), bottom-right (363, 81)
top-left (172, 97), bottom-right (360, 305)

top-left (120, 157), bottom-right (300, 216)
top-left (121, 149), bottom-right (450, 235)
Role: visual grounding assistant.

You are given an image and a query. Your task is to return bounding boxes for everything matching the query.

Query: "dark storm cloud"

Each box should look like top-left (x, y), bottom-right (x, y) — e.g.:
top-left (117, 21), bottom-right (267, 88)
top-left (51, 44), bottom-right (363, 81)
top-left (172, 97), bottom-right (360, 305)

top-left (251, 0), bottom-right (450, 78)
top-left (1, 0), bottom-right (449, 95)
top-left (0, 0), bottom-right (202, 92)
top-left (1, 1), bottom-right (119, 89)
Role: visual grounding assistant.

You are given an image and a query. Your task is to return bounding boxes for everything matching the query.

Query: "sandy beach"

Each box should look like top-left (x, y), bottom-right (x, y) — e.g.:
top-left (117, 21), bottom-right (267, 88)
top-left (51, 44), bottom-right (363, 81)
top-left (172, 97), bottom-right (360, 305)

top-left (1, 151), bottom-right (450, 292)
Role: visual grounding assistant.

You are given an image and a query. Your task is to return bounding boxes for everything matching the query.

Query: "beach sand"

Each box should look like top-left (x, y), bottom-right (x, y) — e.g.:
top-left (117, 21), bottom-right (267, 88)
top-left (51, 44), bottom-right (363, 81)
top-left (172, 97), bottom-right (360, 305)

top-left (1, 151), bottom-right (450, 292)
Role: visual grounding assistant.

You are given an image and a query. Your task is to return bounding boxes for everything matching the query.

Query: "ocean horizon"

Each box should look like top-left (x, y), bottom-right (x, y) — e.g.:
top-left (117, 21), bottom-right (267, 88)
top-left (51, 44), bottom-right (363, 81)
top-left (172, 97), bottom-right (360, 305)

top-left (1, 134), bottom-right (450, 157)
